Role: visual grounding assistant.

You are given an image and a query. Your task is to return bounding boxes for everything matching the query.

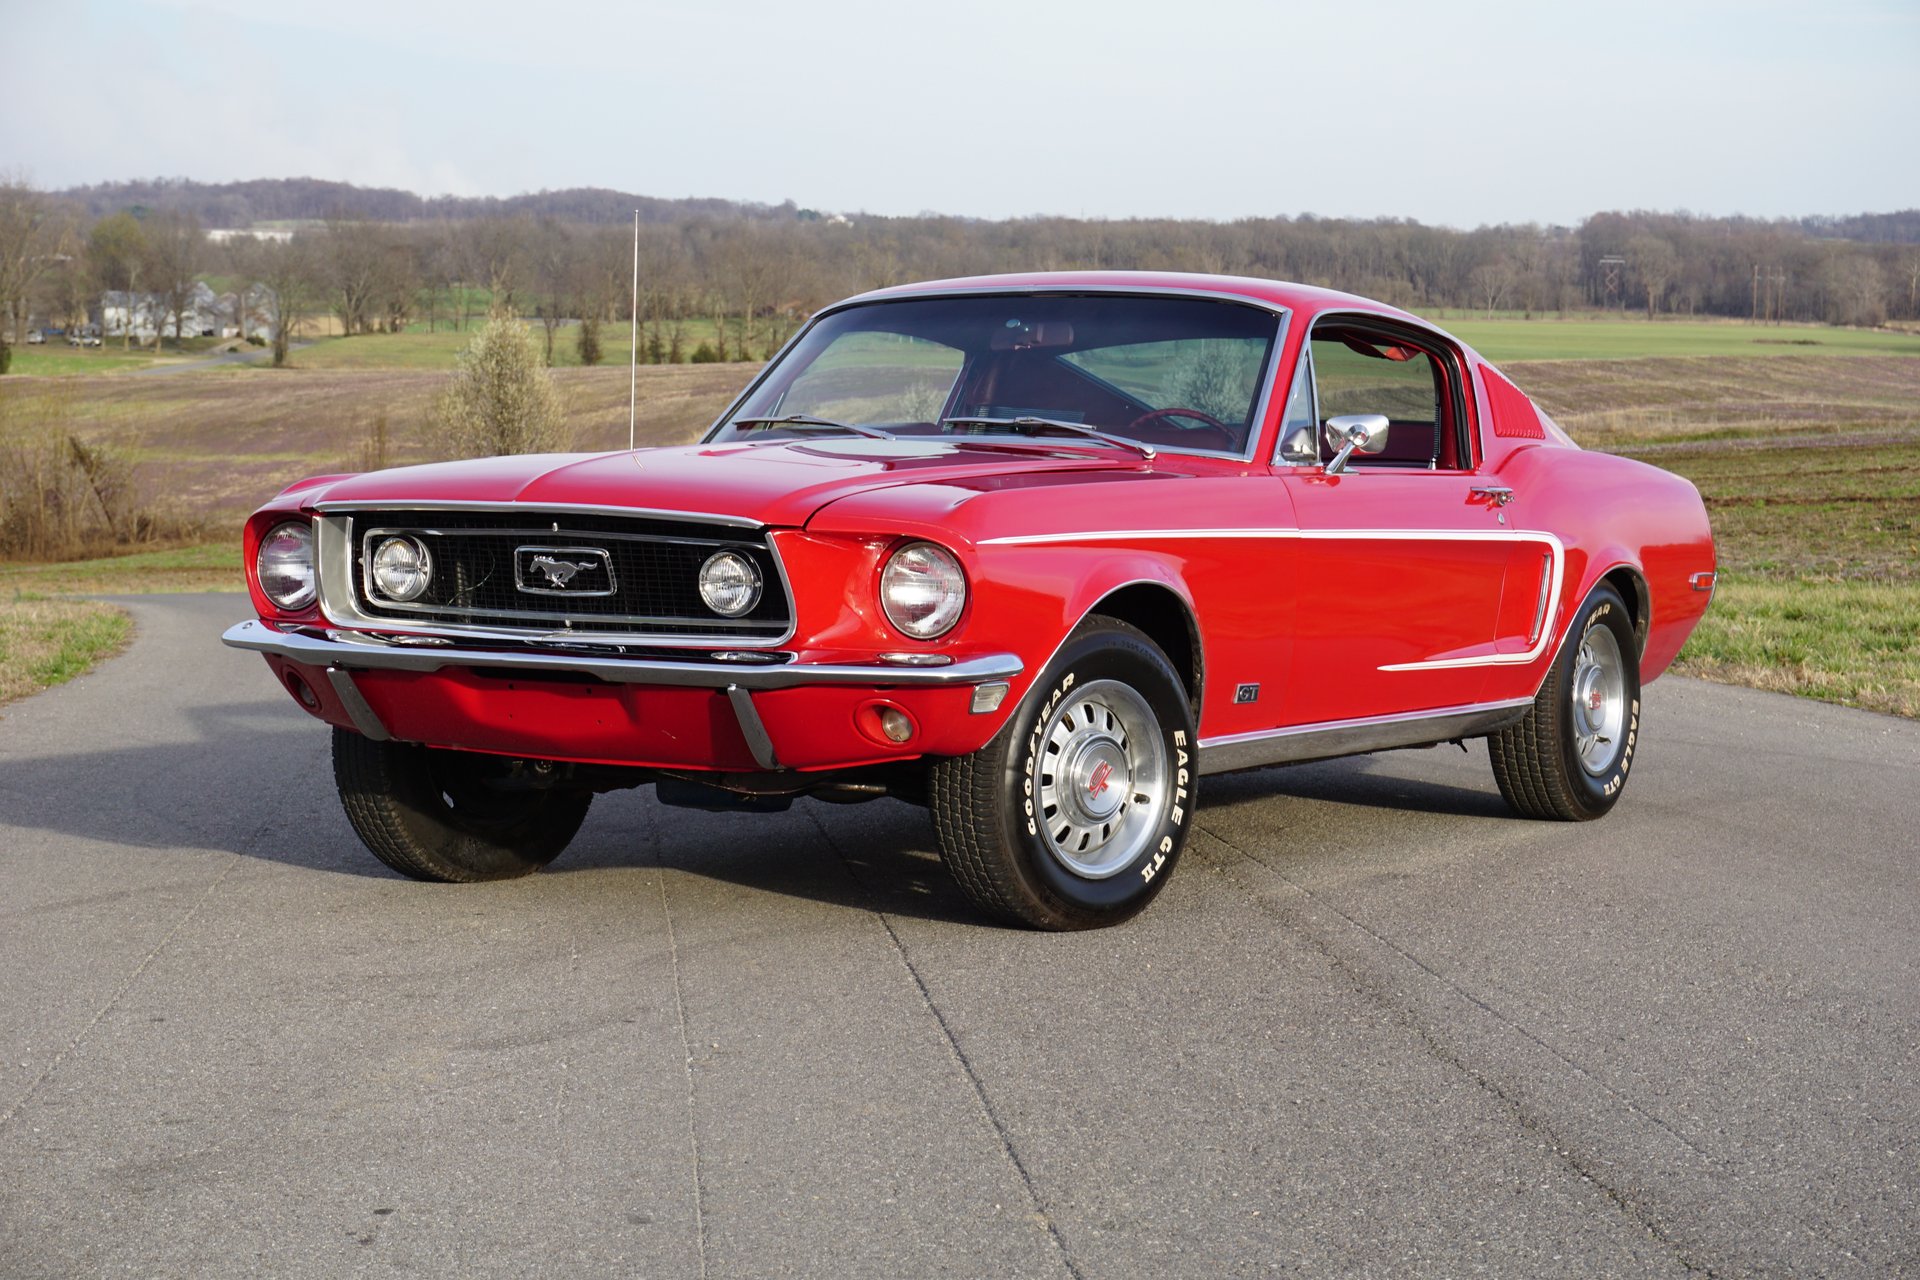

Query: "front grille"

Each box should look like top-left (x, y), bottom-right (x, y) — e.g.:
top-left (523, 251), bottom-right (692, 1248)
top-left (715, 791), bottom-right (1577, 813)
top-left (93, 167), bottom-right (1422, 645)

top-left (342, 510), bottom-right (790, 639)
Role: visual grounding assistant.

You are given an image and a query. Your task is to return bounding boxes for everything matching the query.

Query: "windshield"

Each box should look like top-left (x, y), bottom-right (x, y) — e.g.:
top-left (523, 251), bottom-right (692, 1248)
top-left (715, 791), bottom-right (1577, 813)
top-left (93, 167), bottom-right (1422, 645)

top-left (709, 293), bottom-right (1283, 458)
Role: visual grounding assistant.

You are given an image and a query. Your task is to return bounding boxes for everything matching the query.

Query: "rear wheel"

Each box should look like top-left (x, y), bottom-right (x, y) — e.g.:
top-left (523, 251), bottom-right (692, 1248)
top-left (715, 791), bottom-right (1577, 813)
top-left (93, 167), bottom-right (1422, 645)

top-left (1489, 584), bottom-right (1641, 821)
top-left (331, 729), bottom-right (590, 881)
top-left (930, 618), bottom-right (1195, 930)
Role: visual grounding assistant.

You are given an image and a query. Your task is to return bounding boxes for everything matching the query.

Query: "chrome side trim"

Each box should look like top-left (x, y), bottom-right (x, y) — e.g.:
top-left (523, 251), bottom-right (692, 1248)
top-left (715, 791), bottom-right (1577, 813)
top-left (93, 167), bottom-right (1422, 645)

top-left (313, 498), bottom-right (762, 529)
top-left (980, 526), bottom-right (1565, 673)
top-left (325, 668), bottom-right (390, 741)
top-left (1197, 698), bottom-right (1532, 776)
top-left (1378, 532), bottom-right (1565, 671)
top-left (225, 620), bottom-right (1023, 691)
top-left (726, 685), bottom-right (780, 769)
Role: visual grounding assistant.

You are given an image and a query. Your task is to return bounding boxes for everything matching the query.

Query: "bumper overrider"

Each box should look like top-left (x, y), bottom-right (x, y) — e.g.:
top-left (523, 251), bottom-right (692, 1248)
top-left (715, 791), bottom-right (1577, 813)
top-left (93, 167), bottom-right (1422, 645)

top-left (223, 620), bottom-right (1024, 772)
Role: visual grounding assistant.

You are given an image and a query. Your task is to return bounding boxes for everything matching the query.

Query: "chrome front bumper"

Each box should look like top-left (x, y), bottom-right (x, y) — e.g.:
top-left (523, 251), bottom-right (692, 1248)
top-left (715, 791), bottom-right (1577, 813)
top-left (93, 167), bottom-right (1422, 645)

top-left (222, 620), bottom-right (1024, 769)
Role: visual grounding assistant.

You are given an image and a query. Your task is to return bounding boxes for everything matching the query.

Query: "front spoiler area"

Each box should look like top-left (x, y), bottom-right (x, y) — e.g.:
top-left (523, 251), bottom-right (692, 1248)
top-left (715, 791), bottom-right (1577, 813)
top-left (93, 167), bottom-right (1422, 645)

top-left (223, 620), bottom-right (1024, 771)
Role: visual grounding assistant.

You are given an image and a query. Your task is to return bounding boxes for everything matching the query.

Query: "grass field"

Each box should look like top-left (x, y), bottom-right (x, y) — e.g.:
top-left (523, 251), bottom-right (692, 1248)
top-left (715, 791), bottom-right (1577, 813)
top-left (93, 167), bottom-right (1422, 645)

top-left (1537, 370), bottom-right (1920, 718)
top-left (0, 362), bottom-right (760, 521)
top-left (1446, 318), bottom-right (1920, 363)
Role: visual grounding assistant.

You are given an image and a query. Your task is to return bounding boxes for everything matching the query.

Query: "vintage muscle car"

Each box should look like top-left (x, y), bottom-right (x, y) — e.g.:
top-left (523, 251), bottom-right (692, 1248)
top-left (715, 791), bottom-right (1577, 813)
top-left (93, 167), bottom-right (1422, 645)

top-left (225, 272), bottom-right (1715, 929)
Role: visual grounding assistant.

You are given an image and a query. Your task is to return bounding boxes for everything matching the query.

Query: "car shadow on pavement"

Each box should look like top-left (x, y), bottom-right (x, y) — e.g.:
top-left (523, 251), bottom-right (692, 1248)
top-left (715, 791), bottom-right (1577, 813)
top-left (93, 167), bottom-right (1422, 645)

top-left (560, 792), bottom-right (993, 927)
top-left (1200, 753), bottom-right (1520, 821)
top-left (0, 699), bottom-right (992, 924)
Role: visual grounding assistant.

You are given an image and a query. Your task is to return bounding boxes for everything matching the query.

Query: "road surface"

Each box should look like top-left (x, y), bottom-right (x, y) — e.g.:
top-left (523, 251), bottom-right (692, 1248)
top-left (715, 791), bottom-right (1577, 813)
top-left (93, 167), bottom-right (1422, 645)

top-left (2, 594), bottom-right (1915, 1277)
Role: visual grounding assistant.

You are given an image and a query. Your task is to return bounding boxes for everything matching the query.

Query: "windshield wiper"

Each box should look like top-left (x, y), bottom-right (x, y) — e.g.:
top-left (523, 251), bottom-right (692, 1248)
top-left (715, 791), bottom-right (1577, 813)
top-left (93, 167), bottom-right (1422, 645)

top-left (729, 414), bottom-right (896, 441)
top-left (939, 416), bottom-right (1155, 460)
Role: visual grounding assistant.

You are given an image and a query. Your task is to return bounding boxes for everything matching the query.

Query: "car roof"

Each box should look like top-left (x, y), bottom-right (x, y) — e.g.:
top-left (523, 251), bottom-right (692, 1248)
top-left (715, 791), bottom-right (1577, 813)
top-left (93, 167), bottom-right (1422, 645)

top-left (844, 270), bottom-right (1427, 327)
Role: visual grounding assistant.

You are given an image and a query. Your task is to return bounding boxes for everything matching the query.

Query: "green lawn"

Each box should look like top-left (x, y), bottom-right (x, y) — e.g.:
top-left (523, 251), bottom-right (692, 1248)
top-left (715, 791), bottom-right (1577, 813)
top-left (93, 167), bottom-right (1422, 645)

top-left (6, 344), bottom-right (180, 376)
top-left (0, 596), bottom-right (133, 706)
top-left (1443, 318), bottom-right (1920, 363)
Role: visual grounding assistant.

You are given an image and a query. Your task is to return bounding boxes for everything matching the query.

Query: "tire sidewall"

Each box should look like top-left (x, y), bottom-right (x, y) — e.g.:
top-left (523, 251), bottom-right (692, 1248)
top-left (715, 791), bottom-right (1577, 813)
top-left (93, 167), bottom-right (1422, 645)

top-left (1557, 587), bottom-right (1641, 815)
top-left (996, 625), bottom-right (1196, 918)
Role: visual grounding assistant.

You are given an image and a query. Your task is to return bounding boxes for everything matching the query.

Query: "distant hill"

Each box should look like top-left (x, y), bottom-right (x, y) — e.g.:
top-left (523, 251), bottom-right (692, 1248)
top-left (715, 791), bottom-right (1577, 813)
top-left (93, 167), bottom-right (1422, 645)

top-left (1799, 210), bottom-right (1920, 244)
top-left (51, 177), bottom-right (795, 227)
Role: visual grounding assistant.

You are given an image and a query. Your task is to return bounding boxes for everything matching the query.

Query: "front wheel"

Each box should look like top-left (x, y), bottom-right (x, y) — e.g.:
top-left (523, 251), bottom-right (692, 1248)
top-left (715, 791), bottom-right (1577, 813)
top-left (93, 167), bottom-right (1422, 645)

top-left (331, 729), bottom-right (591, 881)
top-left (930, 618), bottom-right (1196, 930)
top-left (1489, 583), bottom-right (1641, 821)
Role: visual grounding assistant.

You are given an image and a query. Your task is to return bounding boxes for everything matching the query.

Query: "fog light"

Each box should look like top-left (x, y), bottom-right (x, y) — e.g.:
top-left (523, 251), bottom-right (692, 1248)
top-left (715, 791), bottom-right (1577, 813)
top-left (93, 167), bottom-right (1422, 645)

top-left (699, 550), bottom-right (763, 617)
top-left (371, 535), bottom-right (433, 602)
top-left (877, 707), bottom-right (913, 743)
top-left (284, 671), bottom-right (320, 709)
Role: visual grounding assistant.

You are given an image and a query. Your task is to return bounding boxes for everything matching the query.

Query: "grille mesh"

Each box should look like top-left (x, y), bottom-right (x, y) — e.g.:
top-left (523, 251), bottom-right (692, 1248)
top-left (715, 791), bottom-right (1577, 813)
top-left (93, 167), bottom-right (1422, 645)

top-left (344, 510), bottom-right (789, 637)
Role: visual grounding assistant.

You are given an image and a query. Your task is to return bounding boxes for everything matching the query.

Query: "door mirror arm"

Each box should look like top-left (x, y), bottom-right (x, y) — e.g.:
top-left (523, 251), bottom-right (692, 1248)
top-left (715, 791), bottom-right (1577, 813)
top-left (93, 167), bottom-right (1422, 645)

top-left (1323, 414), bottom-right (1390, 475)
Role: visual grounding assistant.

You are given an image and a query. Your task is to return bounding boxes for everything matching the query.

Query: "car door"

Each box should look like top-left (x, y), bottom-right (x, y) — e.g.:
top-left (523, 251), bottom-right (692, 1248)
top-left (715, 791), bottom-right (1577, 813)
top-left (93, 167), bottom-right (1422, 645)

top-left (1276, 319), bottom-right (1515, 725)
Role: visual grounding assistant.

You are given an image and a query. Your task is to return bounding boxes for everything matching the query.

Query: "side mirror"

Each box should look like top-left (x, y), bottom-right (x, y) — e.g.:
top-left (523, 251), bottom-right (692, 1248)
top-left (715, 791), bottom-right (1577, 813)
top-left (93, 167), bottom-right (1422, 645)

top-left (1323, 414), bottom-right (1389, 474)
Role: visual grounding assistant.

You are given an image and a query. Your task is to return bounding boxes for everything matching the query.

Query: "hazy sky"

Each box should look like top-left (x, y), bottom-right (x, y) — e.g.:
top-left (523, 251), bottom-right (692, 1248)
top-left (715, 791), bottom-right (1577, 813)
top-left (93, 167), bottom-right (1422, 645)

top-left (4, 0), bottom-right (1915, 228)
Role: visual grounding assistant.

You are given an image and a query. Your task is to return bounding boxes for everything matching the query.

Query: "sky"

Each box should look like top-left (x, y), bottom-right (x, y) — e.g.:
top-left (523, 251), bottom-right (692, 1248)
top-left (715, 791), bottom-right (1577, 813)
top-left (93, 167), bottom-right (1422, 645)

top-left (3, 0), bottom-right (1916, 228)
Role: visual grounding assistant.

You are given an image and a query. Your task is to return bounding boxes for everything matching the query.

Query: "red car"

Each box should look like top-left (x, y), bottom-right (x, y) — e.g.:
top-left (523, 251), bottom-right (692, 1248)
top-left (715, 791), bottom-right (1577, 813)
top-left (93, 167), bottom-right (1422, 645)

top-left (226, 272), bottom-right (1715, 929)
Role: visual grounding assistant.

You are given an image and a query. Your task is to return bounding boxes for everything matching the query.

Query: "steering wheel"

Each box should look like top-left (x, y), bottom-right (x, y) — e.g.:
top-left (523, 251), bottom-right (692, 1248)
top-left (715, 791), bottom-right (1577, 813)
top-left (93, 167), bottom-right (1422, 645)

top-left (1125, 405), bottom-right (1232, 433)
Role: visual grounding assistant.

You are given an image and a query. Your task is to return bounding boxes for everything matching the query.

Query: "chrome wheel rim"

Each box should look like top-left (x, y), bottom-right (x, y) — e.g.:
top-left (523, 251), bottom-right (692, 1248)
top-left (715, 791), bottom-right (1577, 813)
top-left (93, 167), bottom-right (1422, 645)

top-left (1033, 679), bottom-right (1169, 879)
top-left (1570, 623), bottom-right (1626, 776)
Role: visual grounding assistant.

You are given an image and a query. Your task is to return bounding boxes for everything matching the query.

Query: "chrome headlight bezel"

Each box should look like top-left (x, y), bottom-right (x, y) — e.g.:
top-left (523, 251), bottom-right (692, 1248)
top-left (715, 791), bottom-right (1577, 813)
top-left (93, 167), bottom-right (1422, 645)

top-left (256, 520), bottom-right (317, 611)
top-left (879, 541), bottom-right (967, 640)
top-left (698, 549), bottom-right (764, 618)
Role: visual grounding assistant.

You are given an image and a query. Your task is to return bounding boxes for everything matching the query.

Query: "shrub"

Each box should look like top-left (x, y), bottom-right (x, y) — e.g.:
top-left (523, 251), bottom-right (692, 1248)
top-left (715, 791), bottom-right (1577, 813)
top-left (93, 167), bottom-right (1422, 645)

top-left (430, 316), bottom-right (569, 459)
top-left (0, 386), bottom-right (200, 557)
top-left (576, 318), bottom-right (602, 367)
top-left (690, 342), bottom-right (719, 364)
top-left (0, 336), bottom-right (11, 375)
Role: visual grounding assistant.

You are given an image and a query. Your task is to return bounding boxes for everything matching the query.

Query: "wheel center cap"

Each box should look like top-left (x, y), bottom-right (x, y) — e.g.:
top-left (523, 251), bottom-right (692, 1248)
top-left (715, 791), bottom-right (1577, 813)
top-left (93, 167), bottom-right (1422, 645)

top-left (1588, 688), bottom-right (1604, 712)
top-left (1088, 759), bottom-right (1114, 798)
top-left (1074, 743), bottom-right (1129, 821)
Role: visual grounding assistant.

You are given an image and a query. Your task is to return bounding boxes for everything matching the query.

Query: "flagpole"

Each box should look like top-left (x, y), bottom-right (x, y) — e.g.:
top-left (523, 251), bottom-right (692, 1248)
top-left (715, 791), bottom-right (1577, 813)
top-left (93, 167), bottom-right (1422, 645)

top-left (628, 209), bottom-right (640, 451)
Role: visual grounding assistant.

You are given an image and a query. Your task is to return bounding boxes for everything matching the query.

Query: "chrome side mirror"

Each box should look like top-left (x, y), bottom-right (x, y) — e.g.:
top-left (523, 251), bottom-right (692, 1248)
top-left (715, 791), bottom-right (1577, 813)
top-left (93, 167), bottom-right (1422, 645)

top-left (1323, 414), bottom-right (1389, 474)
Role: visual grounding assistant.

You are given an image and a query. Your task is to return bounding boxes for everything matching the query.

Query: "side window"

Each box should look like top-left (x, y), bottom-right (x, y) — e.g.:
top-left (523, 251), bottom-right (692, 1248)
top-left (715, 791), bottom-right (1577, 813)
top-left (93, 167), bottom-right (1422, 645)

top-left (1307, 325), bottom-right (1463, 469)
top-left (776, 331), bottom-right (963, 425)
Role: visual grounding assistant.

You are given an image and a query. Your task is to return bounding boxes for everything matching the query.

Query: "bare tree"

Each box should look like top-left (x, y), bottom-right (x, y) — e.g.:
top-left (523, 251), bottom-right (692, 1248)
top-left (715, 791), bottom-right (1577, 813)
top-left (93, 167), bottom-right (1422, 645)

top-left (319, 215), bottom-right (391, 335)
top-left (0, 179), bottom-right (72, 344)
top-left (1626, 234), bottom-right (1679, 319)
top-left (1817, 253), bottom-right (1887, 327)
top-left (143, 209), bottom-right (203, 344)
top-left (528, 218), bottom-right (573, 364)
top-left (242, 235), bottom-right (323, 366)
top-left (1469, 256), bottom-right (1518, 317)
top-left (87, 211), bottom-right (150, 348)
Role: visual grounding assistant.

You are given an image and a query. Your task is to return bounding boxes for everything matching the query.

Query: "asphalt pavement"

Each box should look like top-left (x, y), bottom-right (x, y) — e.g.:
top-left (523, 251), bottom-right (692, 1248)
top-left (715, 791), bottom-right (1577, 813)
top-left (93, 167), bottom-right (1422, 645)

top-left (2, 594), bottom-right (1915, 1278)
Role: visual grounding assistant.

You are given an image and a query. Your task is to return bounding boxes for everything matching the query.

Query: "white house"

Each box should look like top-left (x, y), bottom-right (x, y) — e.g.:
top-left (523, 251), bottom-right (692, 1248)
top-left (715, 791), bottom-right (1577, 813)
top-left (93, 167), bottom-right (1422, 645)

top-left (99, 282), bottom-right (276, 342)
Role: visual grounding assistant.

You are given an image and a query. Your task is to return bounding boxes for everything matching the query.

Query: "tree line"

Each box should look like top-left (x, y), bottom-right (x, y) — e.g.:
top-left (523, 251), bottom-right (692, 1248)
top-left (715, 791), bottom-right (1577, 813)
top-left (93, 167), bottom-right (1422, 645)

top-left (5, 177), bottom-right (1918, 376)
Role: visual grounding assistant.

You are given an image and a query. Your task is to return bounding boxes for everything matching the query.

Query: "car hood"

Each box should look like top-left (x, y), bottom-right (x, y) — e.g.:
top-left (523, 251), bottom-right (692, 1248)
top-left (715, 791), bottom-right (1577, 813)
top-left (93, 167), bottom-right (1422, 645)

top-left (298, 438), bottom-right (1144, 528)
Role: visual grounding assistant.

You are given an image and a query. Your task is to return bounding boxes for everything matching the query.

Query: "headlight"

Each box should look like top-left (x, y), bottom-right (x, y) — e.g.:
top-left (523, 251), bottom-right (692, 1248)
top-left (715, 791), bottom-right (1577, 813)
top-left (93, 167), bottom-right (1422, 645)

top-left (371, 535), bottom-right (433, 602)
top-left (880, 542), bottom-right (966, 639)
top-left (256, 521), bottom-right (316, 610)
top-left (699, 549), bottom-right (763, 617)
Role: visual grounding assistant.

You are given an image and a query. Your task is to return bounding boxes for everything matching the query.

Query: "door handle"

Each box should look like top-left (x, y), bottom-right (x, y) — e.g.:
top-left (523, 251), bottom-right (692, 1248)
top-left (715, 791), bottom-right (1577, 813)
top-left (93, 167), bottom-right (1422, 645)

top-left (1470, 485), bottom-right (1515, 507)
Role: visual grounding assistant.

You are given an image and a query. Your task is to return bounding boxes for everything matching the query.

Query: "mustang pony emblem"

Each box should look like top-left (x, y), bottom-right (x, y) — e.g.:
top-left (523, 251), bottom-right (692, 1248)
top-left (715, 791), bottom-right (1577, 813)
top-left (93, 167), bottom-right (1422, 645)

top-left (528, 555), bottom-right (598, 588)
top-left (514, 547), bottom-right (615, 595)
